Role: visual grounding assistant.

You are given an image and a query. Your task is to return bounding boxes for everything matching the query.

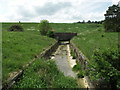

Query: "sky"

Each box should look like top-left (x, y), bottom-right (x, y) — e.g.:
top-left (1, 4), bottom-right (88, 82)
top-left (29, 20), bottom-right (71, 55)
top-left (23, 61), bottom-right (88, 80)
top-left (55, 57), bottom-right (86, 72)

top-left (0, 0), bottom-right (119, 23)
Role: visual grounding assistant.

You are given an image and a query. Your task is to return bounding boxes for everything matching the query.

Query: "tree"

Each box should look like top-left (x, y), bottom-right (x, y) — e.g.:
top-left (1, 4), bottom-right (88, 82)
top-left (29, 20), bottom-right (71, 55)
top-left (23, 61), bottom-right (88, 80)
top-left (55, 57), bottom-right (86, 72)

top-left (87, 20), bottom-right (91, 23)
top-left (39, 20), bottom-right (51, 35)
top-left (77, 21), bottom-right (81, 23)
top-left (104, 3), bottom-right (120, 32)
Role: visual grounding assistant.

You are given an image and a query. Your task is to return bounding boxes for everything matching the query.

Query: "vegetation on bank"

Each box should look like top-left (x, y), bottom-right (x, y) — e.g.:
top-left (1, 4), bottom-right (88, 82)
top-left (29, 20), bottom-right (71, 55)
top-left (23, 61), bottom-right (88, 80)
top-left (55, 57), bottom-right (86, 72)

top-left (72, 62), bottom-right (85, 78)
top-left (2, 23), bottom-right (55, 82)
top-left (87, 48), bottom-right (120, 89)
top-left (39, 20), bottom-right (54, 38)
top-left (13, 59), bottom-right (78, 88)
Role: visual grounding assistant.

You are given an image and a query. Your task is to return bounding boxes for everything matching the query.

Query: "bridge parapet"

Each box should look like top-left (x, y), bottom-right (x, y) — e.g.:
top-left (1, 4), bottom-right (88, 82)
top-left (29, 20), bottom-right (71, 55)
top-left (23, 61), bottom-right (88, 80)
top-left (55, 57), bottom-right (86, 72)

top-left (54, 32), bottom-right (77, 41)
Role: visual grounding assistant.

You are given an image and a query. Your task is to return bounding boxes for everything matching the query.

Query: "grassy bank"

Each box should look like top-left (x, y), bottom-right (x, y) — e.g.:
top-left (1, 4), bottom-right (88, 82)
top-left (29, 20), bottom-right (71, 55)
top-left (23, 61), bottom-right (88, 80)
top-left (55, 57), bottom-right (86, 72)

top-left (13, 59), bottom-right (78, 88)
top-left (2, 23), bottom-right (55, 82)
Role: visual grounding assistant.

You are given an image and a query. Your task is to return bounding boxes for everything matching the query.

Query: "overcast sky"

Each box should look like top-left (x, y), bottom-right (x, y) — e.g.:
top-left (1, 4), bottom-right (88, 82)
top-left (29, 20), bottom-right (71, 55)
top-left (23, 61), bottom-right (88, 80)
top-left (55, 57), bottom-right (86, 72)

top-left (0, 0), bottom-right (119, 23)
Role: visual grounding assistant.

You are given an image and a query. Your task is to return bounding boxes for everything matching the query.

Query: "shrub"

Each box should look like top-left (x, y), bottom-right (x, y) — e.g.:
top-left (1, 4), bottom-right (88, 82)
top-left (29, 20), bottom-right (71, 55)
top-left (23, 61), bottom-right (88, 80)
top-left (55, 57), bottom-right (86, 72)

top-left (47, 30), bottom-right (54, 38)
top-left (39, 20), bottom-right (51, 35)
top-left (101, 34), bottom-right (104, 37)
top-left (88, 48), bottom-right (120, 89)
top-left (8, 24), bottom-right (23, 32)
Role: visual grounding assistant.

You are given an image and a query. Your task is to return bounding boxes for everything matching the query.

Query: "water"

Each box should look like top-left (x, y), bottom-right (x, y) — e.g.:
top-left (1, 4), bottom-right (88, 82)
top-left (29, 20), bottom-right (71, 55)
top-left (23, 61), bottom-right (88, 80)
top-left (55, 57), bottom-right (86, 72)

top-left (52, 44), bottom-right (76, 78)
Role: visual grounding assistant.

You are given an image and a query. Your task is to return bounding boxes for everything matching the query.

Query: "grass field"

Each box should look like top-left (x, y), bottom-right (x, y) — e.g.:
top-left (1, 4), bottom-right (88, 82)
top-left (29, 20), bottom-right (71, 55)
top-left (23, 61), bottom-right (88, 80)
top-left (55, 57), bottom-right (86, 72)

top-left (2, 23), bottom-right (55, 82)
top-left (51, 23), bottom-right (119, 60)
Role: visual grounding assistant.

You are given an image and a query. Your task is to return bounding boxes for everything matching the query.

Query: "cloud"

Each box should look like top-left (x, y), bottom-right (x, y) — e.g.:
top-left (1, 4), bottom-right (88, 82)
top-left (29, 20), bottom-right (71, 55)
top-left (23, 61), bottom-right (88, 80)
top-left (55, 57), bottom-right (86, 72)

top-left (112, 0), bottom-right (120, 4)
top-left (35, 2), bottom-right (72, 15)
top-left (71, 16), bottom-right (83, 20)
top-left (12, 1), bottom-right (72, 21)
top-left (0, 0), bottom-right (116, 23)
top-left (16, 6), bottom-right (36, 18)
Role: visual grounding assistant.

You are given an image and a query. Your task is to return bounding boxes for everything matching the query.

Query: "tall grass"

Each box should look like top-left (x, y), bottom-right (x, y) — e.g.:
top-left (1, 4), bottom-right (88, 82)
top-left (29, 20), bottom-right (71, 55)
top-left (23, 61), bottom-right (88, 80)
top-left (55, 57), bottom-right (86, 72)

top-left (13, 59), bottom-right (78, 88)
top-left (2, 23), bottom-right (55, 82)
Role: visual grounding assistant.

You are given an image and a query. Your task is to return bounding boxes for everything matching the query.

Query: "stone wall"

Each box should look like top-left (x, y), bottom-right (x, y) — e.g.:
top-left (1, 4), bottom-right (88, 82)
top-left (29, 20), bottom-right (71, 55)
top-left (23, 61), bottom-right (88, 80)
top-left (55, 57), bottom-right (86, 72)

top-left (69, 42), bottom-right (88, 70)
top-left (41, 41), bottom-right (59, 59)
top-left (69, 42), bottom-right (95, 88)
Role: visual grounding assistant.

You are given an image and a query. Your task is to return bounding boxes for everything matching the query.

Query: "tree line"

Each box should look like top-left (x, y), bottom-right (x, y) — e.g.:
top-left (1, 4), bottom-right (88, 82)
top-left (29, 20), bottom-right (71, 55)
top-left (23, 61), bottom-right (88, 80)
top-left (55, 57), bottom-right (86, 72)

top-left (76, 3), bottom-right (120, 32)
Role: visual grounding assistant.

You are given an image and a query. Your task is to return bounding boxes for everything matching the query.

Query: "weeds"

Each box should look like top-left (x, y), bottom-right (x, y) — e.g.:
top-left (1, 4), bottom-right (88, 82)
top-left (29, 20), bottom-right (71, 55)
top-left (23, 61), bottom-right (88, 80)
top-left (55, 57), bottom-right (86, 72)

top-left (13, 59), bottom-right (78, 88)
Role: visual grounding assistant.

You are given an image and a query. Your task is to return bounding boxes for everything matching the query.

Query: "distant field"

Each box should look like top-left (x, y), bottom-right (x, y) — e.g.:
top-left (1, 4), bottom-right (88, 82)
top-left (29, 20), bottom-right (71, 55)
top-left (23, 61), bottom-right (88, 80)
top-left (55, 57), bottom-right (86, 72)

top-left (51, 23), bottom-right (119, 60)
top-left (2, 23), bottom-right (55, 82)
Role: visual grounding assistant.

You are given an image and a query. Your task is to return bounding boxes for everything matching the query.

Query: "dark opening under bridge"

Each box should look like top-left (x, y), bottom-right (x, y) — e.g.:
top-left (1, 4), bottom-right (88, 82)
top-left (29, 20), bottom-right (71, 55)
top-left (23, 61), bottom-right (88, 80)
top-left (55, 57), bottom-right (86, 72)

top-left (54, 32), bottom-right (77, 41)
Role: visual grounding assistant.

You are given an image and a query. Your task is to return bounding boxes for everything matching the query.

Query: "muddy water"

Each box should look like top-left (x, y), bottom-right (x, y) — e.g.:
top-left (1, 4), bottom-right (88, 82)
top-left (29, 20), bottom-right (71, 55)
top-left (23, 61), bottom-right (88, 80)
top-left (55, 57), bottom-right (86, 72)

top-left (51, 44), bottom-right (76, 78)
top-left (51, 44), bottom-right (94, 88)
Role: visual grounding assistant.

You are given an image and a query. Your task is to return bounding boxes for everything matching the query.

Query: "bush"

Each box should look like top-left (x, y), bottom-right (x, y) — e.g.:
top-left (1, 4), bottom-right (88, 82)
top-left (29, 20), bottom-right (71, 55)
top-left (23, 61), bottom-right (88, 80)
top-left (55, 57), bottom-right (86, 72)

top-left (39, 20), bottom-right (51, 35)
top-left (8, 24), bottom-right (23, 32)
top-left (101, 34), bottom-right (104, 37)
top-left (47, 30), bottom-right (54, 38)
top-left (88, 48), bottom-right (120, 89)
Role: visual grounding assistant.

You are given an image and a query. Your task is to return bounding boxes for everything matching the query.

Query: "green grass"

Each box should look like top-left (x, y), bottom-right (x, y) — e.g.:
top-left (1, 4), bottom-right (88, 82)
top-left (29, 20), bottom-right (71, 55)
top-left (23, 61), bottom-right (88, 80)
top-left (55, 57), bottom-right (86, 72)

top-left (51, 23), bottom-right (119, 60)
top-left (13, 59), bottom-right (78, 88)
top-left (50, 23), bottom-right (103, 33)
top-left (73, 31), bottom-right (118, 59)
top-left (72, 62), bottom-right (85, 78)
top-left (72, 63), bottom-right (81, 72)
top-left (2, 23), bottom-right (55, 82)
top-left (2, 22), bottom-right (119, 88)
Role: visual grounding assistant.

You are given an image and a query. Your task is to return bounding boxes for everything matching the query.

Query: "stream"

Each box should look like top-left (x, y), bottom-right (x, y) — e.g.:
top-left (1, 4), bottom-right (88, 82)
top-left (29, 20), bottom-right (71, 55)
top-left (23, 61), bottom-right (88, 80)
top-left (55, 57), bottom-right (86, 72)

top-left (51, 43), bottom-right (93, 88)
top-left (51, 43), bottom-right (76, 78)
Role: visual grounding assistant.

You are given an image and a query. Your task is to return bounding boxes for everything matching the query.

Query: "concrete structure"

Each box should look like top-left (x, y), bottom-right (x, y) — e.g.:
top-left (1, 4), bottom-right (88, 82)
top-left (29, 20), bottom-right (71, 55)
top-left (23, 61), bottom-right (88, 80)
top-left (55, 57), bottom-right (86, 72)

top-left (54, 32), bottom-right (77, 41)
